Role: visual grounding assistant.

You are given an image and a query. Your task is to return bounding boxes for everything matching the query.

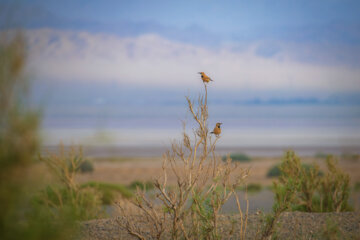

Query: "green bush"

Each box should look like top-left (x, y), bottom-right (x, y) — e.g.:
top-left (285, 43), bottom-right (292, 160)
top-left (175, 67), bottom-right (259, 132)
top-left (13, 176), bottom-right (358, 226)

top-left (128, 180), bottom-right (155, 191)
top-left (222, 153), bottom-right (251, 162)
top-left (81, 181), bottom-right (133, 204)
top-left (267, 164), bottom-right (282, 177)
top-left (79, 159), bottom-right (94, 173)
top-left (267, 163), bottom-right (324, 178)
top-left (260, 151), bottom-right (352, 239)
top-left (273, 151), bottom-right (351, 212)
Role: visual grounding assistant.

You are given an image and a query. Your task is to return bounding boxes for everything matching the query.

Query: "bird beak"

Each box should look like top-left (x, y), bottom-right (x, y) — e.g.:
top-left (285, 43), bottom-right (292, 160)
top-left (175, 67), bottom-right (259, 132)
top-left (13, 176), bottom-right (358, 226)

top-left (197, 72), bottom-right (201, 74)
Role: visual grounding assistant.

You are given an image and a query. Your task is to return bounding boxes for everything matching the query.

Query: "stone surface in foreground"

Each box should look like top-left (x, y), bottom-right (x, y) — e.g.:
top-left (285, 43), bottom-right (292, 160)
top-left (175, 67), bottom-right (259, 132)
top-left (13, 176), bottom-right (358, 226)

top-left (81, 212), bottom-right (360, 239)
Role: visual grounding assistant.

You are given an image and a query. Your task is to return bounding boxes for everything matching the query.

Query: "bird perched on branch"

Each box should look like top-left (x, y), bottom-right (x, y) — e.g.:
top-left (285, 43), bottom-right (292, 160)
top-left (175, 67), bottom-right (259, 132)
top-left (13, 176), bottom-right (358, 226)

top-left (198, 72), bottom-right (214, 83)
top-left (211, 123), bottom-right (222, 136)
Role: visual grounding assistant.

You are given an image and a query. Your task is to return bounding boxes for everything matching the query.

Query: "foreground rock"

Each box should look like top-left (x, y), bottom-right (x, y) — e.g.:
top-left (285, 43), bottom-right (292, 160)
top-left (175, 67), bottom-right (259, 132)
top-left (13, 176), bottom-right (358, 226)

top-left (81, 212), bottom-right (360, 239)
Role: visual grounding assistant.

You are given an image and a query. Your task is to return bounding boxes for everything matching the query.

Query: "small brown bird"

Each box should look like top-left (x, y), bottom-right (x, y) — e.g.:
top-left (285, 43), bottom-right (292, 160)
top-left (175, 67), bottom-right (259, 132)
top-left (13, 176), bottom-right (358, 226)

top-left (198, 72), bottom-right (214, 83)
top-left (210, 122), bottom-right (222, 136)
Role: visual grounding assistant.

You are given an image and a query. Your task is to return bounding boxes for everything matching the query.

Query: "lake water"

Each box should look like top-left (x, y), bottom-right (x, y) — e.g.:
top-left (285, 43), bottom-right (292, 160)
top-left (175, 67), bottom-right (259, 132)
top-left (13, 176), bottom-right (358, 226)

top-left (40, 104), bottom-right (360, 157)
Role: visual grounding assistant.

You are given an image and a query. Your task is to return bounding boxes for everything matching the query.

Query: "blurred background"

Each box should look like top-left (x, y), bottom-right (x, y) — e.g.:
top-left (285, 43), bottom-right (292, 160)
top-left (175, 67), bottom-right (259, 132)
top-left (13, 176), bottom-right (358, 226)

top-left (2, 0), bottom-right (360, 156)
top-left (1, 2), bottom-right (360, 231)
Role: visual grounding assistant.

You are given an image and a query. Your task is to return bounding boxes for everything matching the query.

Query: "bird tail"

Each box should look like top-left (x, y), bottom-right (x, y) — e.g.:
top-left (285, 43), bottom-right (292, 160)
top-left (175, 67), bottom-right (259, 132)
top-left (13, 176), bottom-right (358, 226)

top-left (210, 78), bottom-right (214, 81)
top-left (210, 131), bottom-right (214, 134)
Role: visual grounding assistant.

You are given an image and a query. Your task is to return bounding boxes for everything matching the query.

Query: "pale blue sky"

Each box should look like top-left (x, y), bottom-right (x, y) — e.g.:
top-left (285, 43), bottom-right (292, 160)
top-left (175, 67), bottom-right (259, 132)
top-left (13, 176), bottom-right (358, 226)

top-left (3, 0), bottom-right (360, 44)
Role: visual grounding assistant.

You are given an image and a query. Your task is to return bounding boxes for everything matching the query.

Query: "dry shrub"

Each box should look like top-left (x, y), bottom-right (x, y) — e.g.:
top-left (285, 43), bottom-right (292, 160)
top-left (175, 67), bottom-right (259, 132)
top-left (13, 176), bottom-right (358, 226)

top-left (117, 84), bottom-right (250, 240)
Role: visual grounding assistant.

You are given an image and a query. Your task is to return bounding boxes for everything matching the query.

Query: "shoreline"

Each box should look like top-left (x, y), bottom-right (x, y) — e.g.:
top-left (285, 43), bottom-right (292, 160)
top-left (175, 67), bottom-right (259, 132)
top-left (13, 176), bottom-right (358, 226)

top-left (41, 144), bottom-right (360, 158)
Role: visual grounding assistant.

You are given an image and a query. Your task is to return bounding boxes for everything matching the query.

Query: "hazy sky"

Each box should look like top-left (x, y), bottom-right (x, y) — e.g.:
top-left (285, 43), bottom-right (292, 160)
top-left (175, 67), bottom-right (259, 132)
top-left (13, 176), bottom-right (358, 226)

top-left (2, 0), bottom-right (360, 147)
top-left (1, 0), bottom-right (359, 94)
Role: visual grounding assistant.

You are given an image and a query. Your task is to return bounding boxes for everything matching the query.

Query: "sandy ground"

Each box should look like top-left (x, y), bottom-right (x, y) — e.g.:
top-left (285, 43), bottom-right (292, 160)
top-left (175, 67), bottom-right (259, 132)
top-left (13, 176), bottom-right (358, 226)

top-left (75, 156), bottom-right (360, 186)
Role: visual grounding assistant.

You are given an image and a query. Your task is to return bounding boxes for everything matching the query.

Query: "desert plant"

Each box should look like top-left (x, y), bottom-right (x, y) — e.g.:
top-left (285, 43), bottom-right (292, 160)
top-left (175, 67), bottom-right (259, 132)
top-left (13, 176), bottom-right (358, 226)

top-left (38, 145), bottom-right (104, 220)
top-left (117, 84), bottom-right (250, 240)
top-left (272, 151), bottom-right (351, 212)
top-left (319, 157), bottom-right (351, 212)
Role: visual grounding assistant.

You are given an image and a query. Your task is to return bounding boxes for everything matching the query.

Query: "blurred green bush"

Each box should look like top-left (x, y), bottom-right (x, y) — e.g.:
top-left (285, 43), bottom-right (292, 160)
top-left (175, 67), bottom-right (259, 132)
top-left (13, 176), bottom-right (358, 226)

top-left (267, 162), bottom-right (324, 178)
top-left (0, 31), bottom-right (78, 240)
top-left (79, 159), bottom-right (94, 173)
top-left (222, 153), bottom-right (251, 162)
top-left (81, 181), bottom-right (133, 204)
top-left (272, 151), bottom-right (351, 212)
top-left (128, 180), bottom-right (155, 191)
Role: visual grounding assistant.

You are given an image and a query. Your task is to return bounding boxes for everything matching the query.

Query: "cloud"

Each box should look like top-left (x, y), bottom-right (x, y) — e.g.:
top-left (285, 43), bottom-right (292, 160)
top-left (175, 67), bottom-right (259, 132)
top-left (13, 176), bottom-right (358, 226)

top-left (26, 28), bottom-right (360, 92)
